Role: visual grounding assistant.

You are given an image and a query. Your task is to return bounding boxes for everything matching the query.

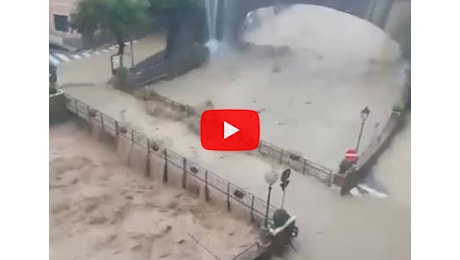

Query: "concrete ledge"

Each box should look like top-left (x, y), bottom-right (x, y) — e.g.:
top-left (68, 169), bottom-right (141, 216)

top-left (50, 89), bottom-right (70, 125)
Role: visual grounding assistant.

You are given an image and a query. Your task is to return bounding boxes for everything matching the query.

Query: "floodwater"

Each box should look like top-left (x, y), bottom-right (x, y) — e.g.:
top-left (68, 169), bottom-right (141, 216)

top-left (50, 123), bottom-right (256, 260)
top-left (57, 5), bottom-right (410, 260)
top-left (147, 5), bottom-right (408, 170)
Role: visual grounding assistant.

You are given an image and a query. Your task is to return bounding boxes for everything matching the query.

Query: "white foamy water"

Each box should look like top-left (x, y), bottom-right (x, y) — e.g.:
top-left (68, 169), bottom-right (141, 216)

top-left (244, 5), bottom-right (402, 63)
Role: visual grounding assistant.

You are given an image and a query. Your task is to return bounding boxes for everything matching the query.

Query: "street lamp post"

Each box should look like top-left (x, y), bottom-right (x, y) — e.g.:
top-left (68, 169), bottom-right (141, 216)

top-left (130, 35), bottom-right (135, 67)
top-left (355, 106), bottom-right (370, 152)
top-left (264, 172), bottom-right (278, 228)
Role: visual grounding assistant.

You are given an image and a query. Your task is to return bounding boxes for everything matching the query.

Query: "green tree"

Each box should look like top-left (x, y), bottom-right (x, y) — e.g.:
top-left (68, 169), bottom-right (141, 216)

top-left (148, 0), bottom-right (199, 13)
top-left (74, 0), bottom-right (147, 65)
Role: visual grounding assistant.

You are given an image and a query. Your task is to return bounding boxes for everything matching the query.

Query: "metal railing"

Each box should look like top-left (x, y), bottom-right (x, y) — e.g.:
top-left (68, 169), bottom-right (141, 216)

top-left (65, 94), bottom-right (277, 228)
top-left (257, 140), bottom-right (334, 185)
top-left (136, 88), bottom-right (336, 186)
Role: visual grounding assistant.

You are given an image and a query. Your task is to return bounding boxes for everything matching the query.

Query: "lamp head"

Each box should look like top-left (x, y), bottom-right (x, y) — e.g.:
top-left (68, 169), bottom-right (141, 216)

top-left (265, 172), bottom-right (279, 186)
top-left (360, 106), bottom-right (370, 121)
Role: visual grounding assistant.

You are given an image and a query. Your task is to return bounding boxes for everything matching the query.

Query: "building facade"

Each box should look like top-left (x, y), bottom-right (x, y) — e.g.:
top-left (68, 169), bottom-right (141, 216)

top-left (49, 0), bottom-right (83, 49)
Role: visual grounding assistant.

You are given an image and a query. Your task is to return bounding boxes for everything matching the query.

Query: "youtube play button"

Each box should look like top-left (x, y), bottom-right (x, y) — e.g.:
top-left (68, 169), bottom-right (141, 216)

top-left (201, 109), bottom-right (260, 151)
top-left (224, 121), bottom-right (239, 139)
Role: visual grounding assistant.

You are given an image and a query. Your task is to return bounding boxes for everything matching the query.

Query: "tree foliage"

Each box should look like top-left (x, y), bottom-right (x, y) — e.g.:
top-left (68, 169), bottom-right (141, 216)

top-left (147, 0), bottom-right (206, 58)
top-left (148, 0), bottom-right (201, 13)
top-left (74, 0), bottom-right (148, 59)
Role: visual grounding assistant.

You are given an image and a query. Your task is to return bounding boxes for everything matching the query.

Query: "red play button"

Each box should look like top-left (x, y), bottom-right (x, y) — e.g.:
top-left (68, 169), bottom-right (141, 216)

top-left (200, 109), bottom-right (260, 151)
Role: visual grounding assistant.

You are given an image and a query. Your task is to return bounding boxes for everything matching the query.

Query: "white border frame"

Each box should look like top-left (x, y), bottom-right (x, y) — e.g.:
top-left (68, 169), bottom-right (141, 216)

top-left (1, 1), bottom-right (460, 259)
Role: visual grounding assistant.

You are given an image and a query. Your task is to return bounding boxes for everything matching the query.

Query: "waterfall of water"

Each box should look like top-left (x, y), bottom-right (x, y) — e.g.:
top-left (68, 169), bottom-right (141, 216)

top-left (204, 0), bottom-right (218, 40)
top-left (204, 0), bottom-right (237, 56)
top-left (204, 0), bottom-right (220, 55)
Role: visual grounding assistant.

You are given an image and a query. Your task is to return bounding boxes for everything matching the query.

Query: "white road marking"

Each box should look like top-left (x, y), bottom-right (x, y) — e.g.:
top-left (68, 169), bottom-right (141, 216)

top-left (109, 45), bottom-right (117, 50)
top-left (101, 49), bottom-right (110, 53)
top-left (82, 52), bottom-right (92, 58)
top-left (357, 184), bottom-right (388, 198)
top-left (93, 51), bottom-right (101, 55)
top-left (55, 53), bottom-right (71, 62)
top-left (49, 54), bottom-right (60, 65)
top-left (72, 54), bottom-right (82, 59)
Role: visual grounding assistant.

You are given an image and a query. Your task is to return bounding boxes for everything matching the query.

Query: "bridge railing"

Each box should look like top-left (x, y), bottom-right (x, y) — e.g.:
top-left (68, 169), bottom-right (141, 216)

top-left (65, 94), bottom-right (277, 228)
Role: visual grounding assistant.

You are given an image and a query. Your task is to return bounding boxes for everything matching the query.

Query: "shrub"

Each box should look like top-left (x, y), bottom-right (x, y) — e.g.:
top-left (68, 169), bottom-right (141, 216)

top-left (115, 66), bottom-right (129, 88)
top-left (272, 208), bottom-right (291, 228)
top-left (339, 158), bottom-right (352, 174)
top-left (49, 83), bottom-right (58, 95)
top-left (392, 102), bottom-right (405, 113)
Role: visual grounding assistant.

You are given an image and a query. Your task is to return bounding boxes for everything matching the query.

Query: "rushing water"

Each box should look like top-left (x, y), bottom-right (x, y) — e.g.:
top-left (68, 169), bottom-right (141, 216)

top-left (204, 0), bottom-right (219, 40)
top-left (203, 0), bottom-right (235, 56)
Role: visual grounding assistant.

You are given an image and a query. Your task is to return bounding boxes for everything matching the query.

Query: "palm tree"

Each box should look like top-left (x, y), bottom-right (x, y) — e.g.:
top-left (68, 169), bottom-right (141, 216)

top-left (74, 0), bottom-right (147, 66)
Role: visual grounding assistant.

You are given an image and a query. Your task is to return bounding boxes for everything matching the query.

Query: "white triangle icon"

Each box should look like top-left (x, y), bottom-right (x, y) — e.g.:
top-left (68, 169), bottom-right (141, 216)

top-left (224, 121), bottom-right (239, 140)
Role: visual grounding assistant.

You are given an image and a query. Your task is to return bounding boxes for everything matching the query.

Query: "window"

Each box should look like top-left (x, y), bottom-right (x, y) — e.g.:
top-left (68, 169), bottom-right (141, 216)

top-left (54, 14), bottom-right (69, 32)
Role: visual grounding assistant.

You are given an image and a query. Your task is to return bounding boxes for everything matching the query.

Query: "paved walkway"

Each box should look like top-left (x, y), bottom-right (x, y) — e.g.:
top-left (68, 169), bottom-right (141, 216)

top-left (49, 40), bottom-right (138, 66)
top-left (58, 35), bottom-right (410, 260)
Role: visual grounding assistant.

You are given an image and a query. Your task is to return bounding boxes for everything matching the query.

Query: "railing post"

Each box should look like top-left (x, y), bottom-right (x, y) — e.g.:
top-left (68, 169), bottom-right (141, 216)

top-left (163, 149), bottom-right (168, 183)
top-left (227, 182), bottom-right (231, 212)
top-left (87, 106), bottom-right (91, 123)
top-left (328, 170), bottom-right (334, 187)
top-left (303, 160), bottom-right (307, 175)
top-left (204, 170), bottom-right (209, 202)
top-left (280, 150), bottom-right (284, 163)
top-left (115, 121), bottom-right (119, 136)
top-left (182, 158), bottom-right (187, 189)
top-left (250, 195), bottom-right (255, 222)
top-left (100, 113), bottom-right (104, 131)
top-left (146, 138), bottom-right (151, 177)
top-left (74, 99), bottom-right (78, 116)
